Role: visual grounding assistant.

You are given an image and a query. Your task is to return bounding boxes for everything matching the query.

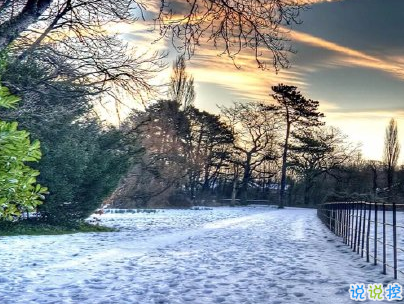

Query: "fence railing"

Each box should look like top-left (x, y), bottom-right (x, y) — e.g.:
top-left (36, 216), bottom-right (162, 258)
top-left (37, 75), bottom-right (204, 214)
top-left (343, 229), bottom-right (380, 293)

top-left (317, 201), bottom-right (404, 280)
top-left (219, 199), bottom-right (277, 206)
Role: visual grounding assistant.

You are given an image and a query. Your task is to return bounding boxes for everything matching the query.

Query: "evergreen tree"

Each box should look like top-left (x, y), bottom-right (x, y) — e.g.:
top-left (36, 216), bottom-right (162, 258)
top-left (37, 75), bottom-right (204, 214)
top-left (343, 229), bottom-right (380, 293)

top-left (271, 84), bottom-right (324, 208)
top-left (1, 58), bottom-right (131, 223)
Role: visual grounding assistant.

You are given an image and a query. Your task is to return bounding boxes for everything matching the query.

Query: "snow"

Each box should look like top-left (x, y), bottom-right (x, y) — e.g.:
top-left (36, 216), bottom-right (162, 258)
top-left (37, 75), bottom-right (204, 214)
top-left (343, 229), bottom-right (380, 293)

top-left (0, 207), bottom-right (399, 303)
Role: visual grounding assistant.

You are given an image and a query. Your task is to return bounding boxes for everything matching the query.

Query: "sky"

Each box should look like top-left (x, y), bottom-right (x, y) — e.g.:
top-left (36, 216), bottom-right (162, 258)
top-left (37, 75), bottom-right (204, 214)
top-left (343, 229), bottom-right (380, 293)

top-left (118, 0), bottom-right (404, 162)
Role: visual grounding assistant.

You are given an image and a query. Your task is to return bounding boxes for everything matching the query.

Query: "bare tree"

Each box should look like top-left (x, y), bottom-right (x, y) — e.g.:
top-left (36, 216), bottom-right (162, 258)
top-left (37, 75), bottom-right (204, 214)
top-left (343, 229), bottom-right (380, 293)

top-left (0, 0), bottom-right (166, 116)
top-left (156, 0), bottom-right (304, 70)
top-left (220, 101), bottom-right (279, 203)
top-left (0, 0), bottom-right (309, 121)
top-left (289, 126), bottom-right (358, 205)
top-left (184, 107), bottom-right (233, 199)
top-left (383, 118), bottom-right (400, 190)
top-left (111, 100), bottom-right (190, 207)
top-left (169, 56), bottom-right (195, 111)
top-left (0, 0), bottom-right (148, 51)
top-left (0, 0), bottom-right (306, 72)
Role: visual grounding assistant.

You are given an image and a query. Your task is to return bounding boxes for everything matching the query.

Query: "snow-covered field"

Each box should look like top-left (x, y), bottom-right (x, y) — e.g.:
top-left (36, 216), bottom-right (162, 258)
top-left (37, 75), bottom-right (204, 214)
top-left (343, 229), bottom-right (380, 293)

top-left (0, 207), bottom-right (398, 303)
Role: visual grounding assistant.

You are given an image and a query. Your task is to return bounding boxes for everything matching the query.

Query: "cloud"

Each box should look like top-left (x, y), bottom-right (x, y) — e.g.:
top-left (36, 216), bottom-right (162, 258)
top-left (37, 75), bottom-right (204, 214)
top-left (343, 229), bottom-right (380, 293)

top-left (295, 0), bottom-right (344, 4)
top-left (289, 29), bottom-right (404, 81)
top-left (327, 107), bottom-right (404, 116)
top-left (186, 48), bottom-right (307, 103)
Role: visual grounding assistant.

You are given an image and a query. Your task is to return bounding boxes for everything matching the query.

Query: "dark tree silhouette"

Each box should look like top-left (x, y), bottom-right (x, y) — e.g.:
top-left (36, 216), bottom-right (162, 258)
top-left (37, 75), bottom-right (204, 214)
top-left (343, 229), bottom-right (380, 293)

top-left (220, 101), bottom-right (279, 203)
top-left (289, 126), bottom-right (356, 205)
top-left (383, 118), bottom-right (400, 191)
top-left (367, 160), bottom-right (382, 198)
top-left (169, 56), bottom-right (195, 111)
top-left (0, 0), bottom-right (305, 71)
top-left (185, 107), bottom-right (233, 199)
top-left (271, 84), bottom-right (324, 208)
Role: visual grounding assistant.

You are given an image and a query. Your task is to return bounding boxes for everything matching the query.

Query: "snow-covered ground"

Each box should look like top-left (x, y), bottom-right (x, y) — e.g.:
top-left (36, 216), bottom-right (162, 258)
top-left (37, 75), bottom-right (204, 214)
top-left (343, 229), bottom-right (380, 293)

top-left (0, 207), bottom-right (399, 303)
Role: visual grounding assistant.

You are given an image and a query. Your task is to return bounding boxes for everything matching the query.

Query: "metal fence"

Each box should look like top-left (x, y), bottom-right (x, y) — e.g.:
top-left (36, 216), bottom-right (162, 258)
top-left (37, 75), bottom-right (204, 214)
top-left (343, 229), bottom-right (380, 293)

top-left (317, 201), bottom-right (404, 280)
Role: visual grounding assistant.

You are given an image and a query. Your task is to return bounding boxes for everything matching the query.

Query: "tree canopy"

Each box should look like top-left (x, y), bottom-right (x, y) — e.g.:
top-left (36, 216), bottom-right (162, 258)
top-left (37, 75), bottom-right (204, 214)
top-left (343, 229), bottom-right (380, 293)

top-left (0, 0), bottom-right (305, 71)
top-left (271, 84), bottom-right (324, 207)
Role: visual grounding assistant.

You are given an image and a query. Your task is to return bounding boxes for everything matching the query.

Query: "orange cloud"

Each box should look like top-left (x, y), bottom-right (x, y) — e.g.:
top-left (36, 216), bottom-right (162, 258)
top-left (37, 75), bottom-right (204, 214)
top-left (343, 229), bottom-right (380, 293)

top-left (186, 46), bottom-right (306, 104)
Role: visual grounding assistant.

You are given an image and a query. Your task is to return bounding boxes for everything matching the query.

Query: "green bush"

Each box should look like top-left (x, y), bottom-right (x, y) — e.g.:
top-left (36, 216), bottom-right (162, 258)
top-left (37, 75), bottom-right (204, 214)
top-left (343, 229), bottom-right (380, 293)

top-left (0, 84), bottom-right (47, 220)
top-left (36, 121), bottom-right (130, 223)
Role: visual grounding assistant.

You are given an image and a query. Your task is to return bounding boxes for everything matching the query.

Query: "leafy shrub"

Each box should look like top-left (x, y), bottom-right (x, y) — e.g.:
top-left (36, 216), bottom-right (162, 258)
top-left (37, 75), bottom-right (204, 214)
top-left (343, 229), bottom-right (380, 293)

top-left (0, 84), bottom-right (47, 220)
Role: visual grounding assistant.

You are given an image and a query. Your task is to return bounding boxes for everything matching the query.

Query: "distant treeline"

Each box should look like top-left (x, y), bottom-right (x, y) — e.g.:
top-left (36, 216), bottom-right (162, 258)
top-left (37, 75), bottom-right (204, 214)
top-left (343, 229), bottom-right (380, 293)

top-left (1, 51), bottom-right (402, 225)
top-left (107, 59), bottom-right (404, 209)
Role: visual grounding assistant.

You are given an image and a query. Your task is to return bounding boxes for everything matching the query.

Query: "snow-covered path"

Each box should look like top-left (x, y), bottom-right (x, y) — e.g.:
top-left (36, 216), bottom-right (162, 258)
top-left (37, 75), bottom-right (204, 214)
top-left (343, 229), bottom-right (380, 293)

top-left (0, 207), bottom-right (394, 303)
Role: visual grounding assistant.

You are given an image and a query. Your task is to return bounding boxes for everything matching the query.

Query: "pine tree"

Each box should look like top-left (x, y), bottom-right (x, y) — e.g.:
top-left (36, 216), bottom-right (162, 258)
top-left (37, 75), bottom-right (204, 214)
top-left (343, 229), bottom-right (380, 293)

top-left (271, 84), bottom-right (324, 208)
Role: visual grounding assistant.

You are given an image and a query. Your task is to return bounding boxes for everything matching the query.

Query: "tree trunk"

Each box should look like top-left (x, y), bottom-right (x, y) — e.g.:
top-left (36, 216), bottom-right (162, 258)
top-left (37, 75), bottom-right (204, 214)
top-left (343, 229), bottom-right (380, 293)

top-left (387, 167), bottom-right (394, 190)
top-left (201, 163), bottom-right (210, 194)
top-left (0, 0), bottom-right (53, 51)
top-left (231, 178), bottom-right (238, 206)
top-left (304, 177), bottom-right (313, 205)
top-left (239, 154), bottom-right (251, 204)
top-left (279, 121), bottom-right (291, 208)
top-left (386, 167), bottom-right (394, 204)
top-left (189, 173), bottom-right (196, 201)
top-left (371, 167), bottom-right (378, 198)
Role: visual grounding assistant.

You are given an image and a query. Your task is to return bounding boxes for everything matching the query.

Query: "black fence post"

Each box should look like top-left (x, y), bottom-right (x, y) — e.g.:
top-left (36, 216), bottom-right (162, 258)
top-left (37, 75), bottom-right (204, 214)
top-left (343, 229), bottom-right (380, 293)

top-left (346, 203), bottom-right (351, 246)
top-left (334, 204), bottom-right (337, 234)
top-left (336, 204), bottom-right (340, 236)
top-left (335, 204), bottom-right (341, 236)
top-left (341, 204), bottom-right (344, 237)
top-left (374, 202), bottom-right (378, 266)
top-left (357, 202), bottom-right (363, 254)
top-left (340, 204), bottom-right (343, 237)
top-left (334, 204), bottom-right (338, 235)
top-left (366, 202), bottom-right (371, 263)
top-left (342, 203), bottom-right (346, 242)
top-left (350, 202), bottom-right (354, 249)
top-left (354, 202), bottom-right (359, 252)
top-left (344, 203), bottom-right (348, 244)
top-left (329, 205), bottom-right (332, 231)
top-left (361, 202), bottom-right (366, 258)
top-left (382, 202), bottom-right (386, 275)
top-left (393, 200), bottom-right (397, 280)
top-left (317, 201), bottom-right (402, 280)
top-left (333, 204), bottom-right (336, 234)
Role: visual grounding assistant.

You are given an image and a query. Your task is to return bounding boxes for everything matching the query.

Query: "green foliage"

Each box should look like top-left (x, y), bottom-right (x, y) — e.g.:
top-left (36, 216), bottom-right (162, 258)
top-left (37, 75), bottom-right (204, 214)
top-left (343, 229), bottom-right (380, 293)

top-left (0, 58), bottom-right (131, 223)
top-left (0, 85), bottom-right (19, 109)
top-left (36, 120), bottom-right (131, 223)
top-left (0, 219), bottom-right (115, 236)
top-left (0, 84), bottom-right (47, 220)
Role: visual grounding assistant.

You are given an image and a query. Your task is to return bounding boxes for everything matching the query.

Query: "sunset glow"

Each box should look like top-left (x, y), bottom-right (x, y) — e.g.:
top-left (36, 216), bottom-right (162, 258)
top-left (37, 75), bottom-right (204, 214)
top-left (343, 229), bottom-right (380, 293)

top-left (116, 0), bottom-right (404, 162)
